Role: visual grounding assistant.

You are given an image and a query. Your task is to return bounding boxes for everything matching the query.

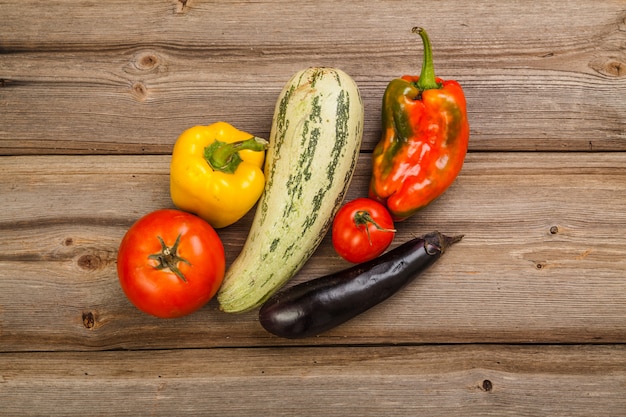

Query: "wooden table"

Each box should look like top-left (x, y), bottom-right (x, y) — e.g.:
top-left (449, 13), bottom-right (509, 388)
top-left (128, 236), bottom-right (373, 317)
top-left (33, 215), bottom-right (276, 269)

top-left (1, 1), bottom-right (625, 415)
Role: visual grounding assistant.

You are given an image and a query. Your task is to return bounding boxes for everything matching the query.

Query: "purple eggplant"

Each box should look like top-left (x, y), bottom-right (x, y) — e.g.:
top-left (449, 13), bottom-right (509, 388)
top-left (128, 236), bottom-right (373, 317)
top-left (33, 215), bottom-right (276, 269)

top-left (259, 231), bottom-right (462, 338)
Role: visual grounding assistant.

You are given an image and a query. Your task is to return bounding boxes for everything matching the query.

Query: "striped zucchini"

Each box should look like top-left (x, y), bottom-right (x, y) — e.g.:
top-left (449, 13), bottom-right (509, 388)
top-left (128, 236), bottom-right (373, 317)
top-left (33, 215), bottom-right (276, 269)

top-left (217, 67), bottom-right (364, 313)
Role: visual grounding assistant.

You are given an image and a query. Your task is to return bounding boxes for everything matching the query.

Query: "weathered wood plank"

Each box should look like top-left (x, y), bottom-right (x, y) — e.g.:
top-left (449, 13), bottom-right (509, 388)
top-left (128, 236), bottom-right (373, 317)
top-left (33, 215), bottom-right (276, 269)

top-left (0, 153), bottom-right (624, 350)
top-left (1, 0), bottom-right (624, 154)
top-left (1, 0), bottom-right (623, 53)
top-left (1, 1), bottom-right (624, 414)
top-left (1, 345), bottom-right (625, 417)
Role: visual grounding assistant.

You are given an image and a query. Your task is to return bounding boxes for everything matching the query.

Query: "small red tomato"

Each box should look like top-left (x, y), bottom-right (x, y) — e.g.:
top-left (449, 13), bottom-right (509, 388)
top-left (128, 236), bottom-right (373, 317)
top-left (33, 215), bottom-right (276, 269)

top-left (332, 198), bottom-right (396, 263)
top-left (117, 209), bottom-right (225, 318)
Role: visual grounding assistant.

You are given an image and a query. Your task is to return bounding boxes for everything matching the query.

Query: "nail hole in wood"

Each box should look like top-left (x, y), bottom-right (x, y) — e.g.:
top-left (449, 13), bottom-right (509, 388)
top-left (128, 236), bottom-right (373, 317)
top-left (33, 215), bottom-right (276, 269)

top-left (482, 379), bottom-right (493, 391)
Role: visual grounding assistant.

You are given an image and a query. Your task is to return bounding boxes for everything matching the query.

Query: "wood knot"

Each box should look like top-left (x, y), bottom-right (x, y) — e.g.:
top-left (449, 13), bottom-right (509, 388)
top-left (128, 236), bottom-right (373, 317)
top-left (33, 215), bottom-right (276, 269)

top-left (77, 253), bottom-right (103, 271)
top-left (589, 56), bottom-right (626, 78)
top-left (131, 81), bottom-right (148, 101)
top-left (135, 52), bottom-right (160, 71)
top-left (175, 0), bottom-right (190, 13)
top-left (82, 311), bottom-right (95, 329)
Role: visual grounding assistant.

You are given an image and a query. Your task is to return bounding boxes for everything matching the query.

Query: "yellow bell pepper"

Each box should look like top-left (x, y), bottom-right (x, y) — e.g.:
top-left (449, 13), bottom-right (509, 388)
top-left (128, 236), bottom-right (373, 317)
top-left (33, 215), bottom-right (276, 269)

top-left (170, 121), bottom-right (268, 228)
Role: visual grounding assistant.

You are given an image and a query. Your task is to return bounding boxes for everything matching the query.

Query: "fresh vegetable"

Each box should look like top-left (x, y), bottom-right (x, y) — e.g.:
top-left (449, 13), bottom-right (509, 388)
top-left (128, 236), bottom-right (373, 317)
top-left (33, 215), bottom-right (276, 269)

top-left (259, 231), bottom-right (462, 338)
top-left (332, 198), bottom-right (396, 263)
top-left (117, 209), bottom-right (225, 318)
top-left (217, 67), bottom-right (365, 313)
top-left (170, 121), bottom-right (268, 229)
top-left (369, 27), bottom-right (470, 221)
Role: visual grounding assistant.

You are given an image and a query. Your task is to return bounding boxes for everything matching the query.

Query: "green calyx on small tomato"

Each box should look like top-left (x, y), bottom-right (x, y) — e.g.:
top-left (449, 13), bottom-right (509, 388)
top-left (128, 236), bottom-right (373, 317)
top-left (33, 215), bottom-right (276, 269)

top-left (117, 209), bottom-right (225, 319)
top-left (332, 198), bottom-right (396, 264)
top-left (352, 209), bottom-right (396, 246)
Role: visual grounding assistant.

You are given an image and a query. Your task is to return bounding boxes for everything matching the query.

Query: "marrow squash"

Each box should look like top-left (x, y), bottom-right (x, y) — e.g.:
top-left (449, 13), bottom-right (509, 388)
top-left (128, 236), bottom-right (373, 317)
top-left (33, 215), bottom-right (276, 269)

top-left (218, 67), bottom-right (364, 313)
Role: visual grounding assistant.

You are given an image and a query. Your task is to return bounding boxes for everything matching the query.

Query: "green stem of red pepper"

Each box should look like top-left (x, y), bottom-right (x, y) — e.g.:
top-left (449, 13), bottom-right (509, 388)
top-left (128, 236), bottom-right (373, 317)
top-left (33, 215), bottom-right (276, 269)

top-left (412, 27), bottom-right (441, 92)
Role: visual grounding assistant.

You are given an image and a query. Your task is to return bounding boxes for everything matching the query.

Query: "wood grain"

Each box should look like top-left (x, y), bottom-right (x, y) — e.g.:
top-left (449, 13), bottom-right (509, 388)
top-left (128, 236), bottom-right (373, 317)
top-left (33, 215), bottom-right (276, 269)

top-left (1, 153), bottom-right (624, 351)
top-left (1, 0), bottom-right (625, 154)
top-left (1, 1), bottom-right (625, 415)
top-left (1, 345), bottom-right (625, 417)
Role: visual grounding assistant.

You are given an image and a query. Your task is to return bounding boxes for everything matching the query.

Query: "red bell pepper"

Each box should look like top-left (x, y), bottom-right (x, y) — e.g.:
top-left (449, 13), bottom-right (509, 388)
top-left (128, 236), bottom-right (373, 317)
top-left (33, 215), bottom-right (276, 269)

top-left (369, 27), bottom-right (470, 221)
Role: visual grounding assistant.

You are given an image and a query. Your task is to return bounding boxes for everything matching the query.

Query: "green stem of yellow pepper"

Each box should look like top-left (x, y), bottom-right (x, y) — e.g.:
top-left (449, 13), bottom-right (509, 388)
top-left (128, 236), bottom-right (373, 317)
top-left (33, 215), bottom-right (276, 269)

top-left (204, 136), bottom-right (268, 174)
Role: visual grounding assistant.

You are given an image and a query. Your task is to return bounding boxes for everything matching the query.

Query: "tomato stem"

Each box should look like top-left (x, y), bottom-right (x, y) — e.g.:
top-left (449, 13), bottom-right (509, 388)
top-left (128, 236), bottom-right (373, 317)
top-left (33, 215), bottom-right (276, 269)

top-left (148, 234), bottom-right (191, 282)
top-left (354, 210), bottom-right (396, 246)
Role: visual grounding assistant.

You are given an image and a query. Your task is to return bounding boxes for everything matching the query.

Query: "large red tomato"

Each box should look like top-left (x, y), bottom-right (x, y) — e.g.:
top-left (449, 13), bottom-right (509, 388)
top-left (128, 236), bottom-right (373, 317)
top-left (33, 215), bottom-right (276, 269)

top-left (117, 209), bottom-right (225, 318)
top-left (332, 198), bottom-right (396, 264)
